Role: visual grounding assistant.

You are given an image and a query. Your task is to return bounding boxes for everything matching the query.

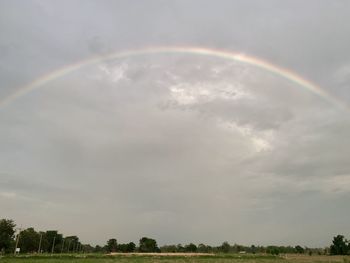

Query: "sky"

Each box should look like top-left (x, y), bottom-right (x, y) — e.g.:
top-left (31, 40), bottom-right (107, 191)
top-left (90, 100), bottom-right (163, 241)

top-left (1, 0), bottom-right (350, 247)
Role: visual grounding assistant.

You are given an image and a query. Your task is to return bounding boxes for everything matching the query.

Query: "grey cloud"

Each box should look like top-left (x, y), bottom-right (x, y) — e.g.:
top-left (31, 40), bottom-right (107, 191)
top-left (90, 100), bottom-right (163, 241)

top-left (1, 0), bottom-right (350, 247)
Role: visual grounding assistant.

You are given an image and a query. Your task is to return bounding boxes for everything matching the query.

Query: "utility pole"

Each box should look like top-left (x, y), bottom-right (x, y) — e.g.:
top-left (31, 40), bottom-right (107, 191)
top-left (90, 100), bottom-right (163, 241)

top-left (51, 236), bottom-right (56, 255)
top-left (38, 233), bottom-right (43, 253)
top-left (61, 238), bottom-right (65, 254)
top-left (13, 228), bottom-right (22, 255)
top-left (67, 239), bottom-right (72, 253)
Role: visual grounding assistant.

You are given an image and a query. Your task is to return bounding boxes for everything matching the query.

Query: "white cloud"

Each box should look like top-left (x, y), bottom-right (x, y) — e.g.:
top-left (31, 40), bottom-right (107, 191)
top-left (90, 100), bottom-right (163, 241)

top-left (218, 120), bottom-right (274, 153)
top-left (98, 63), bottom-right (128, 83)
top-left (169, 81), bottom-right (251, 105)
top-left (251, 137), bottom-right (272, 152)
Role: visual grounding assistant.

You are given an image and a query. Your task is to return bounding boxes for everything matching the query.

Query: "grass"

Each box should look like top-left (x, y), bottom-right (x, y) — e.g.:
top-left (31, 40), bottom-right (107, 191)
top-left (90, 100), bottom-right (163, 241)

top-left (0, 254), bottom-right (349, 263)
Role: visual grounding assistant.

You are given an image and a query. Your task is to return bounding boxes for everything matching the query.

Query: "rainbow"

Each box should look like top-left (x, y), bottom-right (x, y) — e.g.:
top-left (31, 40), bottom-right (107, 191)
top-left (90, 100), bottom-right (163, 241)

top-left (0, 46), bottom-right (346, 110)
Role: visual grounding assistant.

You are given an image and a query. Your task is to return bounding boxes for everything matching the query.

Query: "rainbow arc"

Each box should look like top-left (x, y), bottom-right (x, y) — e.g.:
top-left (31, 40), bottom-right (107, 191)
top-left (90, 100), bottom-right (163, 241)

top-left (0, 46), bottom-right (345, 110)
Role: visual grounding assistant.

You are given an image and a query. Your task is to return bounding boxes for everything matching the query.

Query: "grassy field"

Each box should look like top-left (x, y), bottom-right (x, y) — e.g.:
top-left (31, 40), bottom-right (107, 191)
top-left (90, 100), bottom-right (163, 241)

top-left (0, 254), bottom-right (349, 263)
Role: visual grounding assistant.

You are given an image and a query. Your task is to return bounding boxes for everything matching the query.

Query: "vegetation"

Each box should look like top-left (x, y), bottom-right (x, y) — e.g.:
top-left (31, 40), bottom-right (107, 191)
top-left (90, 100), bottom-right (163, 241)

top-left (106, 239), bottom-right (118, 252)
top-left (139, 237), bottom-right (160, 253)
top-left (0, 219), bottom-right (16, 254)
top-left (0, 253), bottom-right (350, 263)
top-left (0, 218), bottom-right (349, 257)
top-left (330, 235), bottom-right (349, 255)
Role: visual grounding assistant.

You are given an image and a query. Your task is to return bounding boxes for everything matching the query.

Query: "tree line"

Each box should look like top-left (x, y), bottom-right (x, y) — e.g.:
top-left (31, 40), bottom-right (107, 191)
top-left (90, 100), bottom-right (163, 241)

top-left (1, 218), bottom-right (348, 255)
top-left (0, 219), bottom-right (86, 254)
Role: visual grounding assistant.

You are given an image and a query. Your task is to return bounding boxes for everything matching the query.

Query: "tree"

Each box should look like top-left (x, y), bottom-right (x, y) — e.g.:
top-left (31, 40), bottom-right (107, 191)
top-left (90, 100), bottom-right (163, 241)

top-left (126, 242), bottom-right (136, 252)
top-left (330, 235), bottom-right (348, 255)
top-left (0, 219), bottom-right (16, 253)
top-left (106, 238), bottom-right (118, 252)
top-left (295, 245), bottom-right (305, 254)
top-left (64, 236), bottom-right (79, 253)
top-left (250, 245), bottom-right (257, 254)
top-left (220, 242), bottom-right (230, 253)
top-left (176, 244), bottom-right (185, 252)
top-left (197, 243), bottom-right (212, 253)
top-left (94, 245), bottom-right (105, 253)
top-left (117, 242), bottom-right (136, 253)
top-left (185, 243), bottom-right (197, 252)
top-left (139, 237), bottom-right (159, 253)
top-left (81, 244), bottom-right (94, 253)
top-left (160, 244), bottom-right (178, 253)
top-left (41, 231), bottom-right (64, 253)
top-left (18, 227), bottom-right (40, 253)
top-left (266, 246), bottom-right (280, 255)
top-left (43, 231), bottom-right (57, 253)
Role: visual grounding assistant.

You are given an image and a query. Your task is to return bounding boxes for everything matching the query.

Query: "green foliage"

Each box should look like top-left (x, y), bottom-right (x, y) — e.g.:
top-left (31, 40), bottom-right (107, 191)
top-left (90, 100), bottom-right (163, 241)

top-left (0, 219), bottom-right (16, 253)
top-left (93, 245), bottom-right (105, 253)
top-left (176, 244), bottom-right (185, 252)
top-left (117, 242), bottom-right (136, 253)
top-left (295, 245), bottom-right (304, 254)
top-left (185, 243), bottom-right (197, 252)
top-left (197, 243), bottom-right (212, 253)
top-left (4, 217), bottom-right (350, 258)
top-left (220, 242), bottom-right (230, 253)
top-left (266, 246), bottom-right (280, 255)
top-left (64, 236), bottom-right (80, 253)
top-left (160, 244), bottom-right (178, 252)
top-left (81, 244), bottom-right (95, 253)
top-left (330, 235), bottom-right (349, 255)
top-left (139, 237), bottom-right (159, 253)
top-left (106, 238), bottom-right (118, 252)
top-left (250, 245), bottom-right (257, 254)
top-left (0, 219), bottom-right (85, 255)
top-left (18, 228), bottom-right (40, 253)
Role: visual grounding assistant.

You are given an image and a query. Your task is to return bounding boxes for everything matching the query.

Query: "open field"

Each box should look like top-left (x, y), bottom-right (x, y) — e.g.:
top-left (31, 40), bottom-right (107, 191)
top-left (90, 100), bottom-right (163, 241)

top-left (1, 254), bottom-right (350, 263)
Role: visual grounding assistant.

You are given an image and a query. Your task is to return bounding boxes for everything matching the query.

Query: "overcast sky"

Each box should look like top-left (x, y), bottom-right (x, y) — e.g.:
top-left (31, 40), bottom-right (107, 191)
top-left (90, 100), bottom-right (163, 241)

top-left (1, 0), bottom-right (350, 247)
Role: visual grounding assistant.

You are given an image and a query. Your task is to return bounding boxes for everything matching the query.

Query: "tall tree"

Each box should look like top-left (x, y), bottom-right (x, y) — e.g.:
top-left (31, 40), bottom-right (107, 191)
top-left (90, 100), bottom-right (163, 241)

top-left (43, 230), bottom-right (58, 253)
top-left (106, 238), bottom-right (118, 252)
top-left (185, 243), bottom-right (197, 252)
top-left (330, 235), bottom-right (348, 255)
top-left (139, 237), bottom-right (159, 253)
top-left (18, 227), bottom-right (40, 253)
top-left (0, 219), bottom-right (16, 253)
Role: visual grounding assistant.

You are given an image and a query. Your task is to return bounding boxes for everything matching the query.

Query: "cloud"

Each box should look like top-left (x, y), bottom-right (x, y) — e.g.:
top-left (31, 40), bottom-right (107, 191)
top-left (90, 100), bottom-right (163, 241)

top-left (98, 63), bottom-right (129, 83)
top-left (1, 0), bottom-right (350, 247)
